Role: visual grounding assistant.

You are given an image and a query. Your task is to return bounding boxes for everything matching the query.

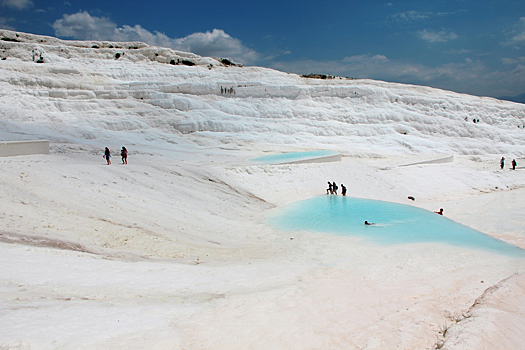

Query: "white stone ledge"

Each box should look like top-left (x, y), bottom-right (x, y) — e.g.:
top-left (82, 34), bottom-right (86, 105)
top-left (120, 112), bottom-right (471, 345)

top-left (0, 140), bottom-right (49, 157)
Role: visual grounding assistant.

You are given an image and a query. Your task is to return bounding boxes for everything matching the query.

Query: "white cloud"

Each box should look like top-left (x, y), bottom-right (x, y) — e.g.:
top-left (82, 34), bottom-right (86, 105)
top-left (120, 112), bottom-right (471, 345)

top-left (502, 56), bottom-right (525, 65)
top-left (342, 54), bottom-right (388, 64)
top-left (171, 29), bottom-right (259, 63)
top-left (52, 11), bottom-right (259, 64)
top-left (271, 55), bottom-right (430, 82)
top-left (0, 16), bottom-right (15, 30)
top-left (502, 57), bottom-right (519, 65)
top-left (391, 10), bottom-right (430, 22)
top-left (502, 17), bottom-right (525, 47)
top-left (447, 48), bottom-right (470, 55)
top-left (269, 55), bottom-right (525, 97)
top-left (52, 11), bottom-right (118, 40)
top-left (1, 0), bottom-right (33, 10)
top-left (417, 29), bottom-right (458, 43)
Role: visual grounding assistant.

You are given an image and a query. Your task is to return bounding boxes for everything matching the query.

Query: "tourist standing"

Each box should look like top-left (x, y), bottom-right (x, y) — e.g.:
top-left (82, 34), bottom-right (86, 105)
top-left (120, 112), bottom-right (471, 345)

top-left (121, 147), bottom-right (128, 164)
top-left (104, 147), bottom-right (111, 165)
top-left (500, 157), bottom-right (505, 169)
top-left (341, 184), bottom-right (347, 196)
top-left (327, 182), bottom-right (333, 195)
top-left (512, 159), bottom-right (517, 170)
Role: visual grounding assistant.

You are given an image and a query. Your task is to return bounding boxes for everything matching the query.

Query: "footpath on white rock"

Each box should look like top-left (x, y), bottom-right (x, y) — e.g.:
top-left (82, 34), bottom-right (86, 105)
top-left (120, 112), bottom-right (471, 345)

top-left (1, 30), bottom-right (525, 350)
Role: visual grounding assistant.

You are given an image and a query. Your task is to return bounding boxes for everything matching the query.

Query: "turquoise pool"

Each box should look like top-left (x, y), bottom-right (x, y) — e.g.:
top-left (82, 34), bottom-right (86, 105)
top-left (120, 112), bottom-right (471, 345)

top-left (267, 195), bottom-right (525, 257)
top-left (250, 150), bottom-right (340, 165)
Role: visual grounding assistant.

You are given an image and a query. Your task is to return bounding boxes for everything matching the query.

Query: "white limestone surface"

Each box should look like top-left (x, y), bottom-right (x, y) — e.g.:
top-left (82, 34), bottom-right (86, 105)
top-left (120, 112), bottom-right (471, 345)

top-left (1, 30), bottom-right (525, 350)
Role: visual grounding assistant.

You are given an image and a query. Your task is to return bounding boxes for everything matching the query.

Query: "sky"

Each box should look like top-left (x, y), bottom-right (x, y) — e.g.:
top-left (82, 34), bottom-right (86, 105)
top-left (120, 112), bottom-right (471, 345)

top-left (1, 0), bottom-right (525, 98)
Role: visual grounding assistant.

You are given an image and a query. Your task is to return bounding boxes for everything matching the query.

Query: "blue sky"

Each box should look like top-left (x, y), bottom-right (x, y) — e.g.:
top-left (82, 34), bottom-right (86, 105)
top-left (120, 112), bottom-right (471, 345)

top-left (1, 0), bottom-right (525, 98)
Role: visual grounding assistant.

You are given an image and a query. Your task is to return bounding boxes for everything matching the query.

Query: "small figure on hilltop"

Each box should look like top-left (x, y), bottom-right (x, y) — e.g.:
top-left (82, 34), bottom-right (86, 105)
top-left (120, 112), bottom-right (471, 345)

top-left (500, 157), bottom-right (505, 170)
top-left (104, 147), bottom-right (111, 165)
top-left (121, 147), bottom-right (128, 165)
top-left (332, 181), bottom-right (338, 195)
top-left (341, 184), bottom-right (347, 196)
top-left (512, 159), bottom-right (517, 170)
top-left (364, 221), bottom-right (374, 225)
top-left (435, 208), bottom-right (444, 215)
top-left (327, 182), bottom-right (333, 195)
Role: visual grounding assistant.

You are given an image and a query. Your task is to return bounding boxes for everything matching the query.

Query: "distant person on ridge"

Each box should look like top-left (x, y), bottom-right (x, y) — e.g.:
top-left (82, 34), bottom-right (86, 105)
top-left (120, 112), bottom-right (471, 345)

top-left (512, 159), bottom-right (517, 170)
top-left (341, 184), bottom-right (347, 196)
top-left (327, 182), bottom-right (333, 195)
top-left (121, 147), bottom-right (128, 164)
top-left (104, 147), bottom-right (111, 165)
top-left (435, 208), bottom-right (444, 215)
top-left (500, 157), bottom-right (505, 169)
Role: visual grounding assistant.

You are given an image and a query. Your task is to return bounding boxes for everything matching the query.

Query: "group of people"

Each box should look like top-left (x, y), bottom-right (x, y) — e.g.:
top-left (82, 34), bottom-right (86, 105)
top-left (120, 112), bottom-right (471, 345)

top-left (500, 157), bottom-right (518, 170)
top-left (220, 86), bottom-right (236, 95)
top-left (326, 181), bottom-right (347, 196)
top-left (104, 147), bottom-right (128, 165)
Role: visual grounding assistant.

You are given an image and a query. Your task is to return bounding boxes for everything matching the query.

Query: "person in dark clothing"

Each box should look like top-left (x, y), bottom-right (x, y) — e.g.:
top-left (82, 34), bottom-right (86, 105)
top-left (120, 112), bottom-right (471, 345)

top-left (121, 147), bottom-right (128, 165)
top-left (327, 182), bottom-right (333, 195)
top-left (512, 159), bottom-right (517, 170)
top-left (500, 157), bottom-right (505, 169)
top-left (435, 208), bottom-right (444, 215)
top-left (104, 147), bottom-right (111, 165)
top-left (341, 184), bottom-right (347, 196)
top-left (332, 182), bottom-right (338, 195)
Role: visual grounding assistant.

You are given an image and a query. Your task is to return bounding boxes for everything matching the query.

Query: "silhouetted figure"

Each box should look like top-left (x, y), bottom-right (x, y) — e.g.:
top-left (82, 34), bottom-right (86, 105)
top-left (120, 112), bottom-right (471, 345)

top-left (327, 182), bottom-right (333, 195)
top-left (121, 147), bottom-right (128, 164)
top-left (500, 157), bottom-right (505, 170)
top-left (512, 159), bottom-right (517, 170)
top-left (408, 196), bottom-right (415, 201)
top-left (435, 208), bottom-right (444, 215)
top-left (104, 147), bottom-right (111, 165)
top-left (332, 182), bottom-right (338, 195)
top-left (341, 184), bottom-right (347, 196)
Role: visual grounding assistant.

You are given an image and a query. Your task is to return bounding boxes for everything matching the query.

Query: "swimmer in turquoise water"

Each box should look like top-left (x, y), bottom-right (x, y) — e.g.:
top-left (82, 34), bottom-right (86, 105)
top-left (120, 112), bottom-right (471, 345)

top-left (364, 221), bottom-right (374, 225)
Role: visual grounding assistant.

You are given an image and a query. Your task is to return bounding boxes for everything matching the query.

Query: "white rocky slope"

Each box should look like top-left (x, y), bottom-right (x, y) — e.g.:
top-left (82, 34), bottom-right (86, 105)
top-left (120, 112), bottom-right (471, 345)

top-left (1, 30), bottom-right (525, 350)
top-left (1, 29), bottom-right (524, 158)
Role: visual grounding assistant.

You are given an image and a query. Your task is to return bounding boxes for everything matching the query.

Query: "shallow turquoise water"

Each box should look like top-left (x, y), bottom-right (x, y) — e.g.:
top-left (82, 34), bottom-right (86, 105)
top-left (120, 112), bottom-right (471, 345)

top-left (250, 150), bottom-right (339, 164)
top-left (267, 196), bottom-right (525, 257)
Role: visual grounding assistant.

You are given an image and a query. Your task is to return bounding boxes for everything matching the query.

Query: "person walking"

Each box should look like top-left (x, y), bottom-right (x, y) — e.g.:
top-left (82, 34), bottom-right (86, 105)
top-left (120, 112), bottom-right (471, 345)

top-left (104, 147), bottom-right (111, 165)
top-left (341, 184), bottom-right (347, 196)
top-left (121, 147), bottom-right (128, 165)
top-left (332, 182), bottom-right (338, 195)
top-left (327, 182), bottom-right (333, 195)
